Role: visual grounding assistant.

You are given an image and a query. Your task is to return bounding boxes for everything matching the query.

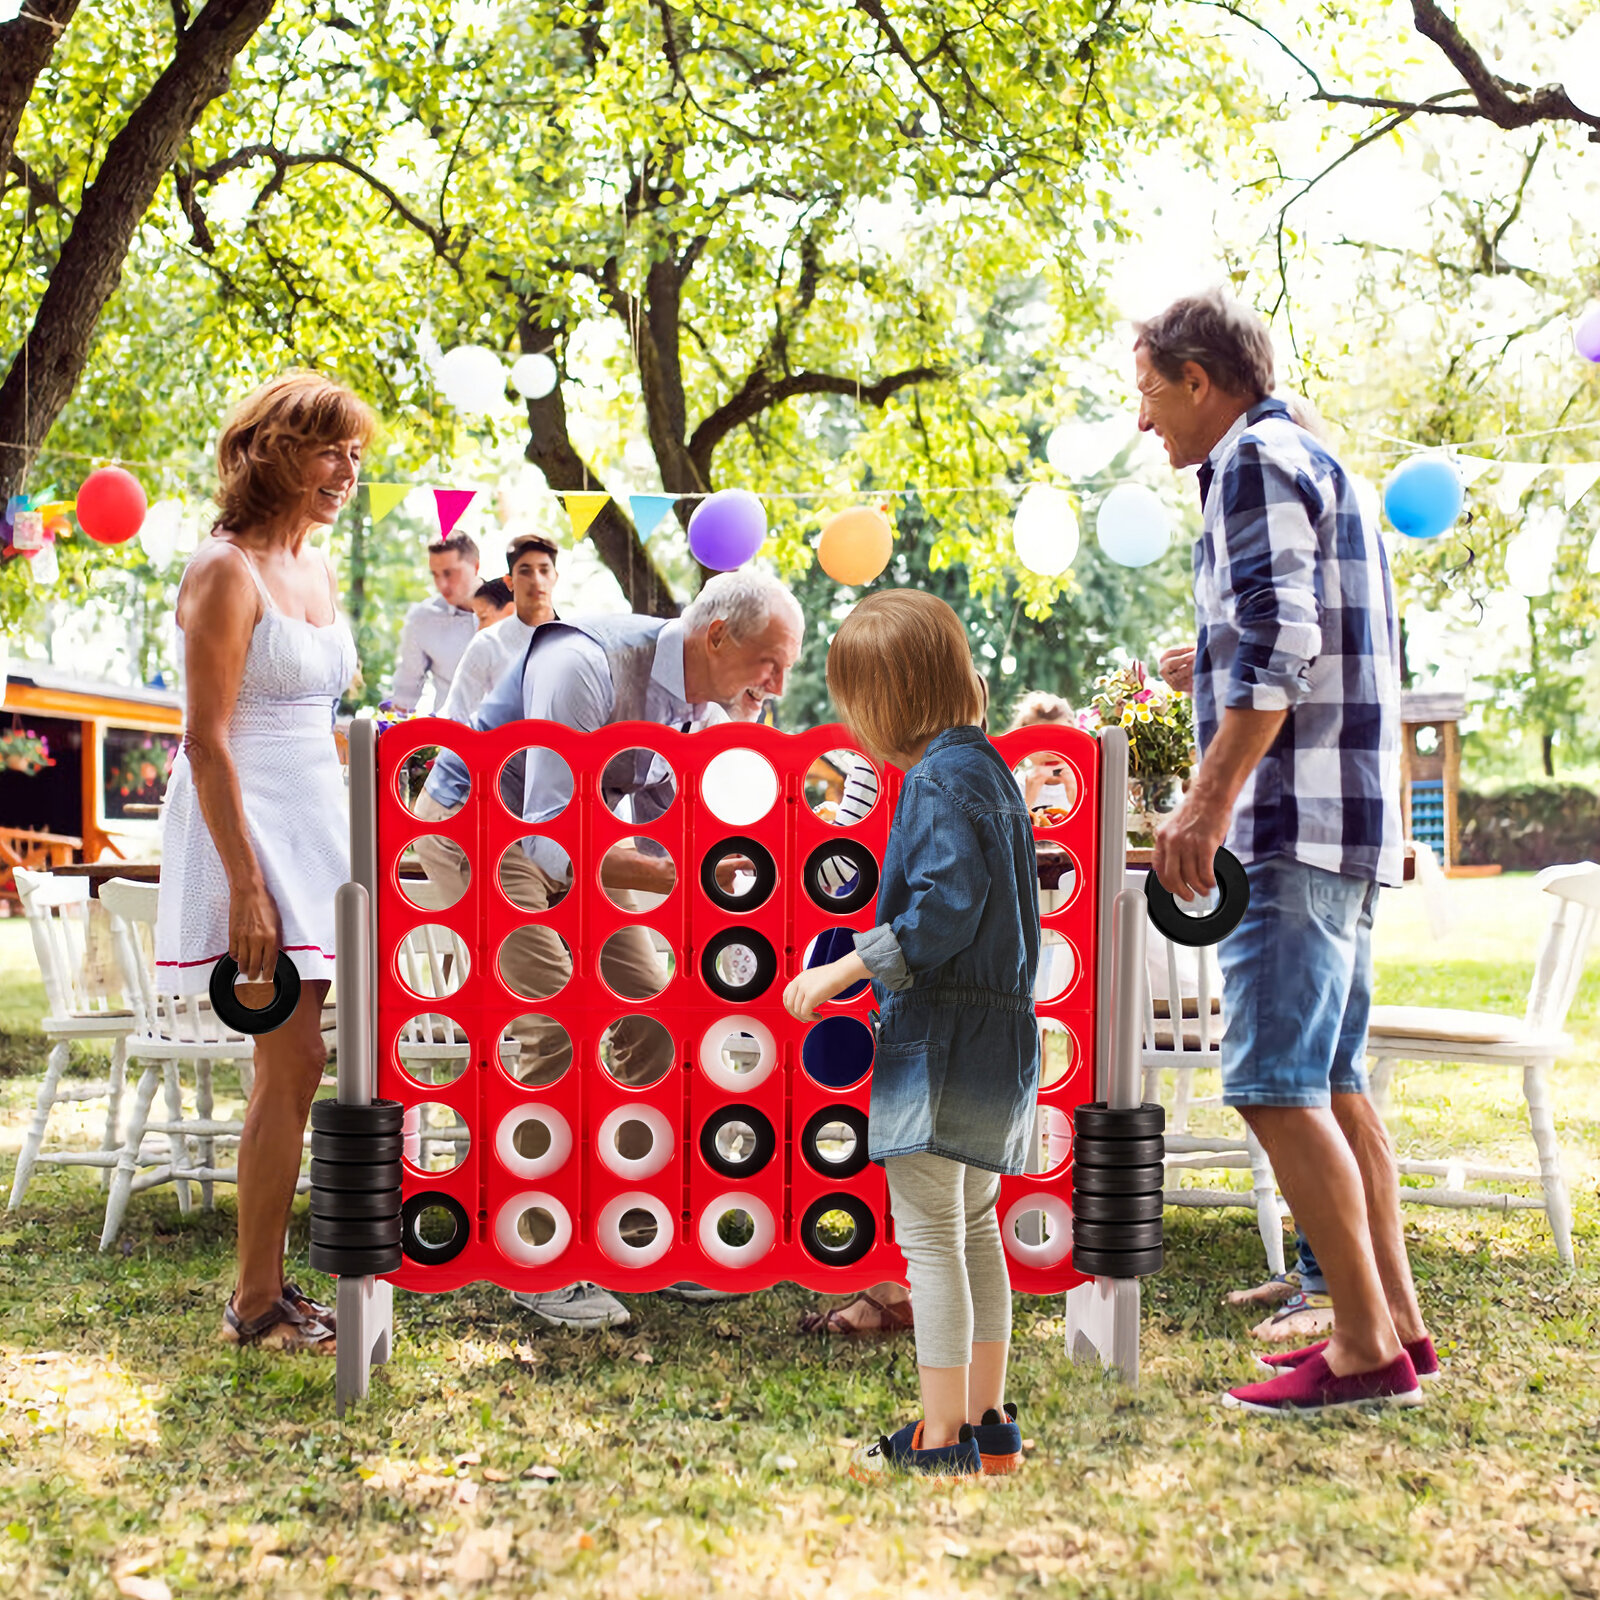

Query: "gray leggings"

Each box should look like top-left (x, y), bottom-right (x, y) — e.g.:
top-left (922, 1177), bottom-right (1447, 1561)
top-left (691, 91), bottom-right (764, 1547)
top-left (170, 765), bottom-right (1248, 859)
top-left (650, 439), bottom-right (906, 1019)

top-left (884, 1151), bottom-right (1012, 1369)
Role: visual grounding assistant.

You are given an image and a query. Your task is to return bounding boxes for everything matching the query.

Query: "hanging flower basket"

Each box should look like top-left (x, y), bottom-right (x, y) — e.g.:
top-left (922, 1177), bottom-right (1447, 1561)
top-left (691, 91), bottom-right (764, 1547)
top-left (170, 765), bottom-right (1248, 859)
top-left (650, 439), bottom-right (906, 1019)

top-left (0, 729), bottom-right (53, 777)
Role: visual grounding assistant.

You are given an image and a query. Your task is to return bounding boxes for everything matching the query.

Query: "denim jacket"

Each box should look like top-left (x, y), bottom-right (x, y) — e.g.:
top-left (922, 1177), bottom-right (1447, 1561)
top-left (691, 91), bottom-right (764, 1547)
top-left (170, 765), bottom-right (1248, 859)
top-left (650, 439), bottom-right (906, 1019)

top-left (853, 725), bottom-right (1042, 1173)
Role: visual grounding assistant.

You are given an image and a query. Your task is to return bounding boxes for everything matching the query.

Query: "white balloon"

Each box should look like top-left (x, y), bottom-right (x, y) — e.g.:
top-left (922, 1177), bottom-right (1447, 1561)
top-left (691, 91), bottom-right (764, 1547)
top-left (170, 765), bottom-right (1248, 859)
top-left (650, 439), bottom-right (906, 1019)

top-left (1562, 17), bottom-right (1600, 118)
top-left (510, 353), bottom-right (558, 399)
top-left (140, 498), bottom-right (184, 567)
top-left (1012, 485), bottom-right (1080, 576)
top-left (1096, 484), bottom-right (1172, 568)
top-left (435, 344), bottom-right (507, 414)
top-left (1045, 419), bottom-right (1131, 480)
top-left (31, 540), bottom-right (59, 586)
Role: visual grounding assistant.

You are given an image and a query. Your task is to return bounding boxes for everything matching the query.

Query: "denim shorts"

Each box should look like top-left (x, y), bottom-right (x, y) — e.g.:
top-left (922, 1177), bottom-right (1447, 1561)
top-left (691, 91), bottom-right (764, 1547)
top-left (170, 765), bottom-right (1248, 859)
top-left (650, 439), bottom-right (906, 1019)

top-left (1217, 855), bottom-right (1379, 1108)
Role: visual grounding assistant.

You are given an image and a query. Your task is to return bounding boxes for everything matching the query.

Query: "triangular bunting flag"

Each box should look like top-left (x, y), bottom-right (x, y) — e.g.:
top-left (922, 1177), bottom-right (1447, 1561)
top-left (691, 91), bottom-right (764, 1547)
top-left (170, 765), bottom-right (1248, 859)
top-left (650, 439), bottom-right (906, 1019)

top-left (434, 489), bottom-right (476, 540)
top-left (629, 494), bottom-right (678, 541)
top-left (564, 492), bottom-right (610, 539)
top-left (1490, 461), bottom-right (1547, 516)
top-left (1562, 463), bottom-right (1600, 512)
top-left (367, 483), bottom-right (411, 524)
top-left (1451, 454), bottom-right (1495, 488)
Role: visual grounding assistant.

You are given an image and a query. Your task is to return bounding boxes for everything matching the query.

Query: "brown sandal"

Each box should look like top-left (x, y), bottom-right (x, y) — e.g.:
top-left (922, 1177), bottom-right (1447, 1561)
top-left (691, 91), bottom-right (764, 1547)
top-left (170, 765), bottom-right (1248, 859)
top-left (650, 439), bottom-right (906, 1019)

top-left (282, 1281), bottom-right (336, 1334)
top-left (222, 1294), bottom-right (336, 1354)
top-left (797, 1290), bottom-right (914, 1337)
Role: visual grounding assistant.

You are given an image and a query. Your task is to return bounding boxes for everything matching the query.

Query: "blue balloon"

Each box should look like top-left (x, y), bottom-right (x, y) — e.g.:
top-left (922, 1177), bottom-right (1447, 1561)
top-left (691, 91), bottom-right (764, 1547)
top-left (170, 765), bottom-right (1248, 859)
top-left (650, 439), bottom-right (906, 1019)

top-left (1383, 456), bottom-right (1463, 540)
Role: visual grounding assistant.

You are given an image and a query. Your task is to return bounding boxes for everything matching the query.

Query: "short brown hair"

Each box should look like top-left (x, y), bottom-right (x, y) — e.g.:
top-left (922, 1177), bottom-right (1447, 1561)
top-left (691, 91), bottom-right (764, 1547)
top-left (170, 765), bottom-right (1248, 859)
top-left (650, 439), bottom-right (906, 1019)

top-left (506, 533), bottom-right (559, 567)
top-left (428, 532), bottom-right (479, 564)
top-left (1134, 289), bottom-right (1275, 402)
top-left (826, 590), bottom-right (984, 763)
top-left (214, 372), bottom-right (375, 531)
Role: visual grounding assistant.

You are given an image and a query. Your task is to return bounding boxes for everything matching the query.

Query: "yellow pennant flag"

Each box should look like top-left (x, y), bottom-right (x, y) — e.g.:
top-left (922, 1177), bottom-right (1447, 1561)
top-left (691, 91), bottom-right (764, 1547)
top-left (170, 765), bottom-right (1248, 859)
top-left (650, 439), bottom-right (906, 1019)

top-left (563, 492), bottom-right (610, 539)
top-left (366, 483), bottom-right (411, 524)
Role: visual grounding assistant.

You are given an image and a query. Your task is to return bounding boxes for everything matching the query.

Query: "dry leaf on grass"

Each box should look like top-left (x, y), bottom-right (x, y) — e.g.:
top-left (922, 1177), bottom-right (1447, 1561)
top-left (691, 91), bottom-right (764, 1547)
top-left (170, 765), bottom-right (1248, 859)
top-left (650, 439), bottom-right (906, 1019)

top-left (114, 1577), bottom-right (172, 1600)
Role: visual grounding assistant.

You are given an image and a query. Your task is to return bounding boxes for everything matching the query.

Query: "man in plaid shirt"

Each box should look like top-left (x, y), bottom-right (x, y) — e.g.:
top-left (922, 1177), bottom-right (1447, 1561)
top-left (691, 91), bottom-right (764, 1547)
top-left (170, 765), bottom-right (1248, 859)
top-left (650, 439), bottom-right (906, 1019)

top-left (1137, 289), bottom-right (1433, 1415)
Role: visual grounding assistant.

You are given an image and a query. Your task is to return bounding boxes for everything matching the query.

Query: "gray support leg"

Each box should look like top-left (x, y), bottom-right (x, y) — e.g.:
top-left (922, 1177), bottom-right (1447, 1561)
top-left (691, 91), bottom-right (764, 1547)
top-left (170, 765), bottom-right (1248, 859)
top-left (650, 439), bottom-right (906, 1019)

top-left (1065, 873), bottom-right (1147, 1386)
top-left (335, 717), bottom-right (391, 1416)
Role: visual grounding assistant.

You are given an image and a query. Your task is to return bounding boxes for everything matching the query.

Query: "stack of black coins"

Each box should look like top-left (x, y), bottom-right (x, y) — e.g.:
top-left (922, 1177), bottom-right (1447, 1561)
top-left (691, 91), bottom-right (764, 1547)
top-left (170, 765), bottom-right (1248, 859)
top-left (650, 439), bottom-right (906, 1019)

top-left (1070, 1101), bottom-right (1165, 1277)
top-left (308, 1099), bottom-right (404, 1277)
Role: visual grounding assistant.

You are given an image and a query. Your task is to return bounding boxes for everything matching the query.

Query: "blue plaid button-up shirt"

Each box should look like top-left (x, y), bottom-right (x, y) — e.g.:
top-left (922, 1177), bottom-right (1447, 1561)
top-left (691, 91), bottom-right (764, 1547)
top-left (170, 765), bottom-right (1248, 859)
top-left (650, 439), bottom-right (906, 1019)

top-left (1193, 398), bottom-right (1404, 886)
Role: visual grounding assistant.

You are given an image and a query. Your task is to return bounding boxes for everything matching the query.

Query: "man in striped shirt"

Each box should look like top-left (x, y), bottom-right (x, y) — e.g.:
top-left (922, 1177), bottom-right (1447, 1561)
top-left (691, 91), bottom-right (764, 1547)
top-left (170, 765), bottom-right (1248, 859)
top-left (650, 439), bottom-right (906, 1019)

top-left (1138, 289), bottom-right (1432, 1414)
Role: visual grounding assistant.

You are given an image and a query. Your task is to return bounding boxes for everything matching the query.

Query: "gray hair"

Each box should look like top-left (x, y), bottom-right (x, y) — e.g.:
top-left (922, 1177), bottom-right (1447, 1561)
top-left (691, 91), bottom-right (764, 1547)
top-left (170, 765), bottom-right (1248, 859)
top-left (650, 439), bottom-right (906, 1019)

top-left (681, 568), bottom-right (803, 641)
top-left (1278, 390), bottom-right (1331, 443)
top-left (1134, 288), bottom-right (1275, 403)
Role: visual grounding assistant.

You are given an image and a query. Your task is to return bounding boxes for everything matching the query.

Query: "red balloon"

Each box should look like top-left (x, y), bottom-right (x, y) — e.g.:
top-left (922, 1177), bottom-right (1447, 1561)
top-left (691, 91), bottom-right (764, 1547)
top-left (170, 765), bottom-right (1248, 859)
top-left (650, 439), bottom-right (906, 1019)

top-left (76, 466), bottom-right (147, 545)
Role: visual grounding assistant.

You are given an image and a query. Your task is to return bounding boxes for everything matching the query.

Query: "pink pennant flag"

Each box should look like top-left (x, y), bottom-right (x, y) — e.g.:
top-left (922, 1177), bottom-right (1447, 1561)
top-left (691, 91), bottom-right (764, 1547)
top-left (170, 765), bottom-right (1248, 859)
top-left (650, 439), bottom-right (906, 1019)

top-left (434, 489), bottom-right (476, 540)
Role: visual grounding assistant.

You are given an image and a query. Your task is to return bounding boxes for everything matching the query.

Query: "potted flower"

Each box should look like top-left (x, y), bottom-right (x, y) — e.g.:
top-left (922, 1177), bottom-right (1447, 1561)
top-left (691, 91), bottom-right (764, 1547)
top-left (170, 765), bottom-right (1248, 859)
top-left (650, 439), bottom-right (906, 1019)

top-left (0, 728), bottom-right (53, 776)
top-left (1082, 660), bottom-right (1194, 841)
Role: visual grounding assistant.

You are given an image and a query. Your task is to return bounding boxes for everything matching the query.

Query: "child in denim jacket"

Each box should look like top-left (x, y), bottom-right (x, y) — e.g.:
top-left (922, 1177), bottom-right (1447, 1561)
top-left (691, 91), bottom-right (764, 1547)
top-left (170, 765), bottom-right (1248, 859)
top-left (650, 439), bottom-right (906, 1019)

top-left (784, 591), bottom-right (1041, 1478)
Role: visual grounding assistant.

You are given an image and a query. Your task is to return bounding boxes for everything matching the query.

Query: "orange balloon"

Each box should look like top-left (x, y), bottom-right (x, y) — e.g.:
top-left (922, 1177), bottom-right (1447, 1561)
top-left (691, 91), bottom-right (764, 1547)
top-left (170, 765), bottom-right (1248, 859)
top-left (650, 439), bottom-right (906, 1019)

top-left (818, 507), bottom-right (893, 586)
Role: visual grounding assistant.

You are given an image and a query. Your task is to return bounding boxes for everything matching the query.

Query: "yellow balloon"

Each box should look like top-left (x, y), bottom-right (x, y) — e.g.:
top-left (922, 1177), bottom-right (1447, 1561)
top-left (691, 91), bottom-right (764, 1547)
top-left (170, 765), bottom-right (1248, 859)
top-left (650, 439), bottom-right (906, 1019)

top-left (818, 507), bottom-right (893, 586)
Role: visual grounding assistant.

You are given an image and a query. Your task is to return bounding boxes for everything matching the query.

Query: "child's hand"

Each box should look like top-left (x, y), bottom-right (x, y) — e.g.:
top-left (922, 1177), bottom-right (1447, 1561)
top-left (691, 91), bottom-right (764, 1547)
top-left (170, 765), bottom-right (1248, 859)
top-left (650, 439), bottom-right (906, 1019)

top-left (783, 962), bottom-right (849, 1022)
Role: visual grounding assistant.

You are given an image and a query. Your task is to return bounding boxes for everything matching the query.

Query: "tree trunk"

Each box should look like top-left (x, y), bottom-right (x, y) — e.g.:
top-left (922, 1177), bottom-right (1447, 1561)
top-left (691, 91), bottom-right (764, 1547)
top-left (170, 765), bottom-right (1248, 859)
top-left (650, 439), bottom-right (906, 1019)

top-left (0, 0), bottom-right (277, 502)
top-left (1541, 730), bottom-right (1555, 778)
top-left (0, 0), bottom-right (81, 179)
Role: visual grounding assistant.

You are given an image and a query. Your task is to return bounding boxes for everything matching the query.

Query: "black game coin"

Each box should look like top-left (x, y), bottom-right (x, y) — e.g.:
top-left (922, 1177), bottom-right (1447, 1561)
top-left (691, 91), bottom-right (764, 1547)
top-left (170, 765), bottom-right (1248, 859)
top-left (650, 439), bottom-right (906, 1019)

top-left (1144, 848), bottom-right (1250, 948)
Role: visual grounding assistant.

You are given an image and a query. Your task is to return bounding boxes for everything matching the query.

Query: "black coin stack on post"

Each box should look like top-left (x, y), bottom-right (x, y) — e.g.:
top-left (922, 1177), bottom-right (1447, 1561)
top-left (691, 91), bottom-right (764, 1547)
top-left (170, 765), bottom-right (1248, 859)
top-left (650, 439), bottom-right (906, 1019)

top-left (1070, 1101), bottom-right (1166, 1277)
top-left (307, 1099), bottom-right (404, 1277)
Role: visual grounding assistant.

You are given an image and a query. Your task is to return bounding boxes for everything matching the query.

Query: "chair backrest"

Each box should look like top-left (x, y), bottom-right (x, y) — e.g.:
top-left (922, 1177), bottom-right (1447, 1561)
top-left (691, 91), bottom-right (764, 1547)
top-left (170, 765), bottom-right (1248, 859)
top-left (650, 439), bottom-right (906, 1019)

top-left (1526, 862), bottom-right (1600, 1036)
top-left (1126, 868), bottom-right (1224, 1065)
top-left (397, 924), bottom-right (471, 1003)
top-left (100, 877), bottom-right (249, 1047)
top-left (13, 867), bottom-right (116, 1020)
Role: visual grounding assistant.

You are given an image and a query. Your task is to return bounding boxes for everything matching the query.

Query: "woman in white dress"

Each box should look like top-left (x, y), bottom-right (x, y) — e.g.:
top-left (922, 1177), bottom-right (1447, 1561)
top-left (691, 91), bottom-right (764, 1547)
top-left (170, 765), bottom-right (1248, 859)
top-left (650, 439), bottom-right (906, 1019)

top-left (155, 372), bottom-right (373, 1353)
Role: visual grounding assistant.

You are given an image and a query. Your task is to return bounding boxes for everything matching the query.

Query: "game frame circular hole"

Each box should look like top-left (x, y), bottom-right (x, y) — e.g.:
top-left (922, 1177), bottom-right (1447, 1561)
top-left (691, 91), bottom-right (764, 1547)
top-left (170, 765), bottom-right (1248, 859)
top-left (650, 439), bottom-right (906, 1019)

top-left (395, 745), bottom-right (470, 816)
top-left (698, 1104), bottom-right (776, 1179)
top-left (401, 1100), bottom-right (471, 1174)
top-left (401, 1190), bottom-right (470, 1266)
top-left (394, 1012), bottom-right (471, 1088)
top-left (599, 745), bottom-right (677, 822)
top-left (1035, 930), bottom-right (1080, 1004)
top-left (598, 926), bottom-right (676, 1004)
top-left (699, 835), bottom-right (778, 913)
top-left (700, 926), bottom-right (777, 1003)
top-left (1010, 748), bottom-right (1084, 829)
top-left (701, 747), bottom-right (780, 827)
top-left (1037, 1017), bottom-right (1086, 1095)
top-left (697, 1017), bottom-right (778, 1092)
top-left (596, 1102), bottom-right (676, 1180)
top-left (497, 836), bottom-right (574, 913)
top-left (596, 1190), bottom-right (675, 1269)
top-left (598, 1013), bottom-right (675, 1089)
top-left (494, 1012), bottom-right (574, 1088)
top-left (394, 925), bottom-right (472, 1001)
top-left (800, 1104), bottom-right (871, 1179)
top-left (1002, 1192), bottom-right (1073, 1270)
top-left (799, 1193), bottom-right (877, 1268)
top-left (800, 1015), bottom-right (875, 1091)
top-left (397, 835), bottom-right (470, 912)
top-left (697, 1192), bottom-right (776, 1270)
top-left (804, 748), bottom-right (879, 826)
top-left (802, 838), bottom-right (879, 915)
top-left (598, 837), bottom-right (678, 914)
top-left (496, 929), bottom-right (573, 1004)
top-left (494, 1192), bottom-right (573, 1267)
top-left (496, 744), bottom-right (574, 822)
top-left (800, 928), bottom-right (872, 1002)
top-left (495, 1103), bottom-right (573, 1180)
top-left (1035, 847), bottom-right (1083, 912)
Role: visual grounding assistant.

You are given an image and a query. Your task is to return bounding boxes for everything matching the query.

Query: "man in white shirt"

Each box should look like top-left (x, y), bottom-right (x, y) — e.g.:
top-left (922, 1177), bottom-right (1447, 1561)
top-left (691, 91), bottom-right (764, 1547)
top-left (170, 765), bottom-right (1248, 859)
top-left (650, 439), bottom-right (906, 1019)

top-left (388, 533), bottom-right (480, 712)
top-left (439, 535), bottom-right (560, 723)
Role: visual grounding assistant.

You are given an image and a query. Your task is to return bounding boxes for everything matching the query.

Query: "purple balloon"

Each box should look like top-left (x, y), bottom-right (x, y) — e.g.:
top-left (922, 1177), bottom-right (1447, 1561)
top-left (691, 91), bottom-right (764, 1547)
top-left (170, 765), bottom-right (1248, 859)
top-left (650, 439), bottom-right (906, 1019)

top-left (1576, 306), bottom-right (1600, 364)
top-left (688, 489), bottom-right (767, 570)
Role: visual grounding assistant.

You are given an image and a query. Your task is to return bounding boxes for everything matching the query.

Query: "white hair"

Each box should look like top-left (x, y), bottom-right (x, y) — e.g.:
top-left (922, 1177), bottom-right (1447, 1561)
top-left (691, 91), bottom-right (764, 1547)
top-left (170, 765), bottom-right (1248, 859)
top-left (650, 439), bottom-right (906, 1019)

top-left (681, 568), bottom-right (803, 641)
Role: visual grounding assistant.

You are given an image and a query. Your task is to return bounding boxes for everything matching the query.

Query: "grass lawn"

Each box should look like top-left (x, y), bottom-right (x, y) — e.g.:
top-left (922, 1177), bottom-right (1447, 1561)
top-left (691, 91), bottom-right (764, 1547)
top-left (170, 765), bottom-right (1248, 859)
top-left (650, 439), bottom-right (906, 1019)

top-left (1, 878), bottom-right (1598, 1599)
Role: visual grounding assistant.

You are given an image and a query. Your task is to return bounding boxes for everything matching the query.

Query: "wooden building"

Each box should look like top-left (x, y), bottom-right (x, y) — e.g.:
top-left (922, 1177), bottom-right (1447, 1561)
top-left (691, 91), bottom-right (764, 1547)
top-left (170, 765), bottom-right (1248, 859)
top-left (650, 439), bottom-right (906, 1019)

top-left (0, 661), bottom-right (181, 890)
top-left (1399, 688), bottom-right (1466, 869)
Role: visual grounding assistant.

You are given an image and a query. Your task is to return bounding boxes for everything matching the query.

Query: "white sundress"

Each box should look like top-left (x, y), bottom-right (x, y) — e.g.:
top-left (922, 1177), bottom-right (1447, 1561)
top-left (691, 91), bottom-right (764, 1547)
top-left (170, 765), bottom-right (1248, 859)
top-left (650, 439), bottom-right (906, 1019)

top-left (154, 544), bottom-right (356, 996)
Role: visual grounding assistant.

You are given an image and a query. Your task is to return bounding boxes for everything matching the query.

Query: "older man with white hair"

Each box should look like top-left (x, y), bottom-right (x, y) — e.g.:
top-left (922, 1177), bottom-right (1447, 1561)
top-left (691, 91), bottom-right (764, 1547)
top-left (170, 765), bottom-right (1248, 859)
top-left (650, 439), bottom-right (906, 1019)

top-left (412, 568), bottom-right (805, 1328)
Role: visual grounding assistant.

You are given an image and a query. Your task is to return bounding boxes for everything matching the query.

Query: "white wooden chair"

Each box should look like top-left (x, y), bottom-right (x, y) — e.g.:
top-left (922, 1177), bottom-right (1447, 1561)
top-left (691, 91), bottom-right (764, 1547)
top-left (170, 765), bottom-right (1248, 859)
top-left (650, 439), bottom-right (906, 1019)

top-left (97, 877), bottom-right (261, 1246)
top-left (7, 869), bottom-right (135, 1209)
top-left (1365, 861), bottom-right (1600, 1266)
top-left (1128, 869), bottom-right (1287, 1275)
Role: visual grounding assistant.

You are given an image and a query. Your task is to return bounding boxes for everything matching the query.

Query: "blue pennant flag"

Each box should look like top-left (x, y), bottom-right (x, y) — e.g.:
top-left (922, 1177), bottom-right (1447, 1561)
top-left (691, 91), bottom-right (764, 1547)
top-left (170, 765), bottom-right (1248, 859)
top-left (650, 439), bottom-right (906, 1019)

top-left (629, 494), bottom-right (678, 541)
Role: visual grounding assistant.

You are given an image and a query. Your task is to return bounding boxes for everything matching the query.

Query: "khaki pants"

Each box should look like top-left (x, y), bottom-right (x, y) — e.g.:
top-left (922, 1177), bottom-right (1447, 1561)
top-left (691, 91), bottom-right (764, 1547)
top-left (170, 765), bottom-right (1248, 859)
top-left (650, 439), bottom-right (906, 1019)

top-left (410, 791), bottom-right (673, 1098)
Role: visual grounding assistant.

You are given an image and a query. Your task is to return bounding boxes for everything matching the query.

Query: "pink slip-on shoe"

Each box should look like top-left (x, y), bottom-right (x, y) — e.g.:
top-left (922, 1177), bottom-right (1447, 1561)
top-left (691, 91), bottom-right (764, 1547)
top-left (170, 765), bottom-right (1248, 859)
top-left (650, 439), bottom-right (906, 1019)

top-left (1223, 1350), bottom-right (1424, 1414)
top-left (1256, 1335), bottom-right (1439, 1381)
